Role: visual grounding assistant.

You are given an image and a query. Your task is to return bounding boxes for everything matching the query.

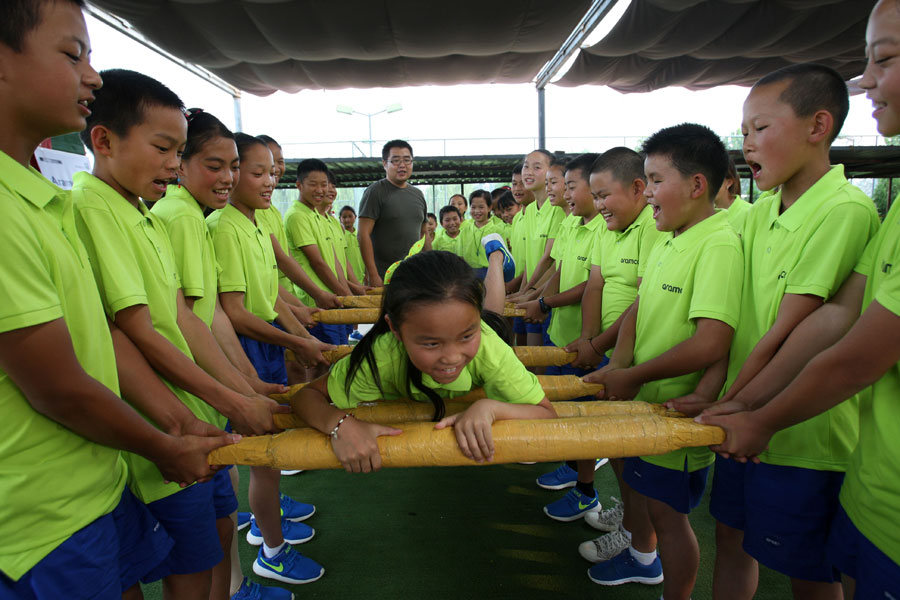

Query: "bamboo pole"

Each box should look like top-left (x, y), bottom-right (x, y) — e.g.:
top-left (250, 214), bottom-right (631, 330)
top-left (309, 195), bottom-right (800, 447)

top-left (288, 344), bottom-right (576, 368)
top-left (272, 399), bottom-right (679, 429)
top-left (365, 287), bottom-right (384, 295)
top-left (335, 295), bottom-right (382, 308)
top-left (209, 415), bottom-right (724, 469)
top-left (270, 374), bottom-right (601, 404)
top-left (312, 306), bottom-right (526, 324)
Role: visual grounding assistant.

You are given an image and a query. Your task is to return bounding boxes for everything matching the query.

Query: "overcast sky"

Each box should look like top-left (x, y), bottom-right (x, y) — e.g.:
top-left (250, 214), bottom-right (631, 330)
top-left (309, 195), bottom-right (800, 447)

top-left (84, 12), bottom-right (884, 161)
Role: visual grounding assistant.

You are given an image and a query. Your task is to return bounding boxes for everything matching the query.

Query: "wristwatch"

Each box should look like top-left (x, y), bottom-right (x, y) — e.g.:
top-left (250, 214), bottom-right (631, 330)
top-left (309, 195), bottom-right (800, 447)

top-left (538, 296), bottom-right (550, 314)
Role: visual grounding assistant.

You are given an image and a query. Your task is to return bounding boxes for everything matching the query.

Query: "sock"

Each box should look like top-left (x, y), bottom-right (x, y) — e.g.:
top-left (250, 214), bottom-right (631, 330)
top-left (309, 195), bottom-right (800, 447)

top-left (629, 545), bottom-right (657, 566)
top-left (263, 541), bottom-right (286, 559)
top-left (575, 481), bottom-right (595, 498)
top-left (622, 528), bottom-right (633, 541)
top-left (565, 460), bottom-right (578, 471)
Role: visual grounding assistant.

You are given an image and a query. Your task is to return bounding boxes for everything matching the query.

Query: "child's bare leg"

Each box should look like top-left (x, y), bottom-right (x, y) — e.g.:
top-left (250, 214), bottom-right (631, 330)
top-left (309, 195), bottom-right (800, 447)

top-left (713, 522), bottom-right (757, 600)
top-left (228, 468), bottom-right (243, 594)
top-left (624, 486), bottom-right (656, 553)
top-left (790, 578), bottom-right (843, 600)
top-left (123, 584), bottom-right (144, 600)
top-left (576, 459), bottom-right (597, 491)
top-left (646, 496), bottom-right (699, 600)
top-left (484, 251), bottom-right (506, 314)
top-left (163, 571), bottom-right (212, 600)
top-left (209, 514), bottom-right (234, 600)
top-left (249, 467), bottom-right (284, 550)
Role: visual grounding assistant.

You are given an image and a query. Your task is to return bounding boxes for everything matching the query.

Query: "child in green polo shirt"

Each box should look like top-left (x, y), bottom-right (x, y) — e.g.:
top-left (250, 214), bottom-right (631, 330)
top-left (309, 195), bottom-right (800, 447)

top-left (700, 8), bottom-right (900, 594)
top-left (714, 156), bottom-right (750, 235)
top-left (586, 124), bottom-right (742, 598)
top-left (323, 172), bottom-right (366, 294)
top-left (211, 133), bottom-right (327, 587)
top-left (461, 190), bottom-right (504, 275)
top-left (672, 64), bottom-right (881, 599)
top-left (0, 4), bottom-right (234, 597)
top-left (340, 205), bottom-right (367, 283)
top-left (292, 249), bottom-right (555, 473)
top-left (508, 163), bottom-right (533, 344)
top-left (562, 147), bottom-right (665, 567)
top-left (433, 205), bottom-right (463, 255)
top-left (74, 69), bottom-right (291, 597)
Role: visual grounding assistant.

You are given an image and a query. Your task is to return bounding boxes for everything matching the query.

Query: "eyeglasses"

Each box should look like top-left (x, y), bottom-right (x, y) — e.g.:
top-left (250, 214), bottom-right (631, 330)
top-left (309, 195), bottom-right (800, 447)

top-left (387, 158), bottom-right (413, 166)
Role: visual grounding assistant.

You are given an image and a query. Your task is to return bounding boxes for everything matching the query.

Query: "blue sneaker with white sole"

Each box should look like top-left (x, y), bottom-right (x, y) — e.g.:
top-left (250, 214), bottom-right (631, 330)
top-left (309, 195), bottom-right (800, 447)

top-left (230, 576), bottom-right (294, 599)
top-left (481, 233), bottom-right (516, 282)
top-left (237, 511), bottom-right (252, 531)
top-left (348, 330), bottom-right (364, 345)
top-left (543, 488), bottom-right (601, 522)
top-left (246, 517), bottom-right (315, 546)
top-left (587, 550), bottom-right (664, 586)
top-left (536, 459), bottom-right (608, 490)
top-left (253, 545), bottom-right (324, 585)
top-left (280, 493), bottom-right (315, 521)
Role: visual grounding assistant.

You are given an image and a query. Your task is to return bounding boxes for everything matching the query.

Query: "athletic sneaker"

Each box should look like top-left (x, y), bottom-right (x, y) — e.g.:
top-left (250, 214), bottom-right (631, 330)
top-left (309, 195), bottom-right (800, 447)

top-left (348, 330), bottom-right (364, 345)
top-left (237, 512), bottom-right (252, 531)
top-left (543, 488), bottom-right (601, 522)
top-left (280, 494), bottom-right (315, 521)
top-left (246, 517), bottom-right (315, 546)
top-left (253, 545), bottom-right (324, 585)
top-left (481, 233), bottom-right (516, 282)
top-left (280, 470), bottom-right (303, 476)
top-left (587, 550), bottom-right (663, 586)
top-left (584, 496), bottom-right (624, 532)
top-left (536, 459), bottom-right (608, 490)
top-left (230, 576), bottom-right (294, 600)
top-left (578, 529), bottom-right (631, 563)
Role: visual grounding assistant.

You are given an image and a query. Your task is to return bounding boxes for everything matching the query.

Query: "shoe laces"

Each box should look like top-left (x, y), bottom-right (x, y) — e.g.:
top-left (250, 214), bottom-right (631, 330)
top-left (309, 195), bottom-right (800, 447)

top-left (593, 530), bottom-right (629, 555)
top-left (598, 499), bottom-right (624, 523)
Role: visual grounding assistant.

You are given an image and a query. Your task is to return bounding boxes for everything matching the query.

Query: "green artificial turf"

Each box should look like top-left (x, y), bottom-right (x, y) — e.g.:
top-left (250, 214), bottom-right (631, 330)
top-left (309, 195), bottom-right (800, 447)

top-left (142, 462), bottom-right (792, 599)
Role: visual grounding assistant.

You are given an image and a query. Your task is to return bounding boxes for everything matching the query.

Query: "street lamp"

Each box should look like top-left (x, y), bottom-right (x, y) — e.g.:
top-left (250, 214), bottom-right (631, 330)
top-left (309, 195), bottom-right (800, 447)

top-left (336, 103), bottom-right (403, 158)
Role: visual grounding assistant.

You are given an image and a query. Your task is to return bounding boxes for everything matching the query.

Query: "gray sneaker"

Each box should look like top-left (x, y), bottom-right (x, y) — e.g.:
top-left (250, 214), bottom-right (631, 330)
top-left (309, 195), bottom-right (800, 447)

top-left (584, 496), bottom-right (624, 532)
top-left (578, 529), bottom-right (631, 563)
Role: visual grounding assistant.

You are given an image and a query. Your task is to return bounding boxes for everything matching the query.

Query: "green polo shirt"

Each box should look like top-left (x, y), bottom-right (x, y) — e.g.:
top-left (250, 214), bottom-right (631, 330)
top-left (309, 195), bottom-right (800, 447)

top-left (635, 210), bottom-right (743, 471)
top-left (255, 204), bottom-right (293, 294)
top-left (509, 210), bottom-right (526, 277)
top-left (589, 205), bottom-right (665, 333)
top-left (460, 219), bottom-right (504, 268)
top-left (208, 204), bottom-right (279, 322)
top-left (323, 212), bottom-right (348, 273)
top-left (726, 165), bottom-right (880, 471)
top-left (548, 214), bottom-right (605, 347)
top-left (72, 172), bottom-right (220, 503)
top-left (433, 229), bottom-right (462, 255)
top-left (344, 228), bottom-right (365, 281)
top-left (0, 153), bottom-right (127, 581)
top-left (526, 201), bottom-right (566, 278)
top-left (151, 185), bottom-right (218, 327)
top-left (327, 321), bottom-right (545, 408)
top-left (840, 197), bottom-right (900, 565)
top-left (522, 201), bottom-right (542, 279)
top-left (550, 212), bottom-right (579, 263)
top-left (726, 197), bottom-right (751, 234)
top-left (284, 200), bottom-right (334, 306)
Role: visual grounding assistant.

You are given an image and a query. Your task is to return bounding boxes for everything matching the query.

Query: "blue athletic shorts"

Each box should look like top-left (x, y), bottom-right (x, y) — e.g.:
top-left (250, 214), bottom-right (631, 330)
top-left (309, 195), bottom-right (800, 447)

top-left (623, 456), bottom-right (710, 514)
top-left (512, 317), bottom-right (527, 335)
top-left (709, 454), bottom-right (747, 530)
top-left (741, 462), bottom-right (843, 582)
top-left (238, 322), bottom-right (288, 386)
top-left (309, 322), bottom-right (345, 346)
top-left (141, 481), bottom-right (222, 582)
top-left (0, 488), bottom-right (172, 599)
top-left (212, 468), bottom-right (238, 520)
top-left (827, 504), bottom-right (899, 596)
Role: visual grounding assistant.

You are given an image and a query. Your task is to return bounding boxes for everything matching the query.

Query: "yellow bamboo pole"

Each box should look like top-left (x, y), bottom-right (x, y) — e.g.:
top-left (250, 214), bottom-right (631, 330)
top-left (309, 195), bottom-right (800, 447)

top-left (209, 415), bottom-right (724, 469)
top-left (335, 295), bottom-right (382, 308)
top-left (270, 374), bottom-right (603, 404)
top-left (288, 344), bottom-right (575, 368)
top-left (272, 400), bottom-right (679, 429)
top-left (312, 306), bottom-right (526, 324)
top-left (365, 287), bottom-right (384, 295)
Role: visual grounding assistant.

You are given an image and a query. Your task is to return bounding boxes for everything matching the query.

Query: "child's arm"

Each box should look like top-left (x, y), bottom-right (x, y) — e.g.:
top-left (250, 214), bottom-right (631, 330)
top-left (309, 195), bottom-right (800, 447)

top-left (517, 268), bottom-right (561, 322)
top-left (114, 303), bottom-right (283, 435)
top-left (593, 317), bottom-right (734, 401)
top-left (274, 293), bottom-right (317, 329)
top-left (663, 355), bottom-right (729, 416)
top-left (329, 246), bottom-right (354, 296)
top-left (269, 233), bottom-right (342, 309)
top-left (719, 293), bottom-right (823, 403)
top-left (219, 291), bottom-right (330, 367)
top-left (567, 266), bottom-right (605, 366)
top-left (434, 397), bottom-right (555, 463)
top-left (345, 262), bottom-right (368, 295)
top-left (700, 295), bottom-right (900, 461)
top-left (0, 318), bottom-right (236, 485)
top-left (300, 243), bottom-right (350, 296)
top-left (291, 375), bottom-right (402, 472)
top-left (525, 238), bottom-right (556, 289)
top-left (357, 217), bottom-right (383, 287)
top-left (585, 298), bottom-right (638, 382)
top-left (210, 301), bottom-right (287, 396)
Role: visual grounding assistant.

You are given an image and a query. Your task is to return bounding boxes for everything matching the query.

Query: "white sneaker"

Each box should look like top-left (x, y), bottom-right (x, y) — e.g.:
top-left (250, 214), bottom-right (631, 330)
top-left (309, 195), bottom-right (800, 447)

top-left (584, 496), bottom-right (624, 532)
top-left (578, 529), bottom-right (631, 563)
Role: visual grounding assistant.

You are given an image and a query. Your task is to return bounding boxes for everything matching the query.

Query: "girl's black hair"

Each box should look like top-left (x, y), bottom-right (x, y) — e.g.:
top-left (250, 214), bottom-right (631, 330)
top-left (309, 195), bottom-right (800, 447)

top-left (233, 132), bottom-right (268, 161)
top-left (345, 251), bottom-right (510, 421)
top-left (339, 205), bottom-right (356, 216)
top-left (468, 189), bottom-right (492, 206)
top-left (182, 108), bottom-right (234, 162)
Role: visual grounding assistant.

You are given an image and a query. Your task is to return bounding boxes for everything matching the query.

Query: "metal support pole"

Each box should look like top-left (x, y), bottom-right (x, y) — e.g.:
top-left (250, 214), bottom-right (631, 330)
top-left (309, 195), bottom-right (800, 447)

top-left (538, 87), bottom-right (546, 149)
top-left (232, 94), bottom-right (243, 132)
top-left (368, 115), bottom-right (374, 158)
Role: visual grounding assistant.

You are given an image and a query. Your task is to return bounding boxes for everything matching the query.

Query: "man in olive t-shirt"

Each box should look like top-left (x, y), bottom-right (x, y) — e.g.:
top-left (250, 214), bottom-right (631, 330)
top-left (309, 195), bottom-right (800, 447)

top-left (358, 140), bottom-right (428, 284)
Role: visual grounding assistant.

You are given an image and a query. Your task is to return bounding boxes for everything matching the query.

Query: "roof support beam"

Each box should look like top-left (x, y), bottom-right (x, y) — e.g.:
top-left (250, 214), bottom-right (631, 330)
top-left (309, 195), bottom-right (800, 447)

top-left (85, 3), bottom-right (241, 100)
top-left (534, 0), bottom-right (619, 90)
